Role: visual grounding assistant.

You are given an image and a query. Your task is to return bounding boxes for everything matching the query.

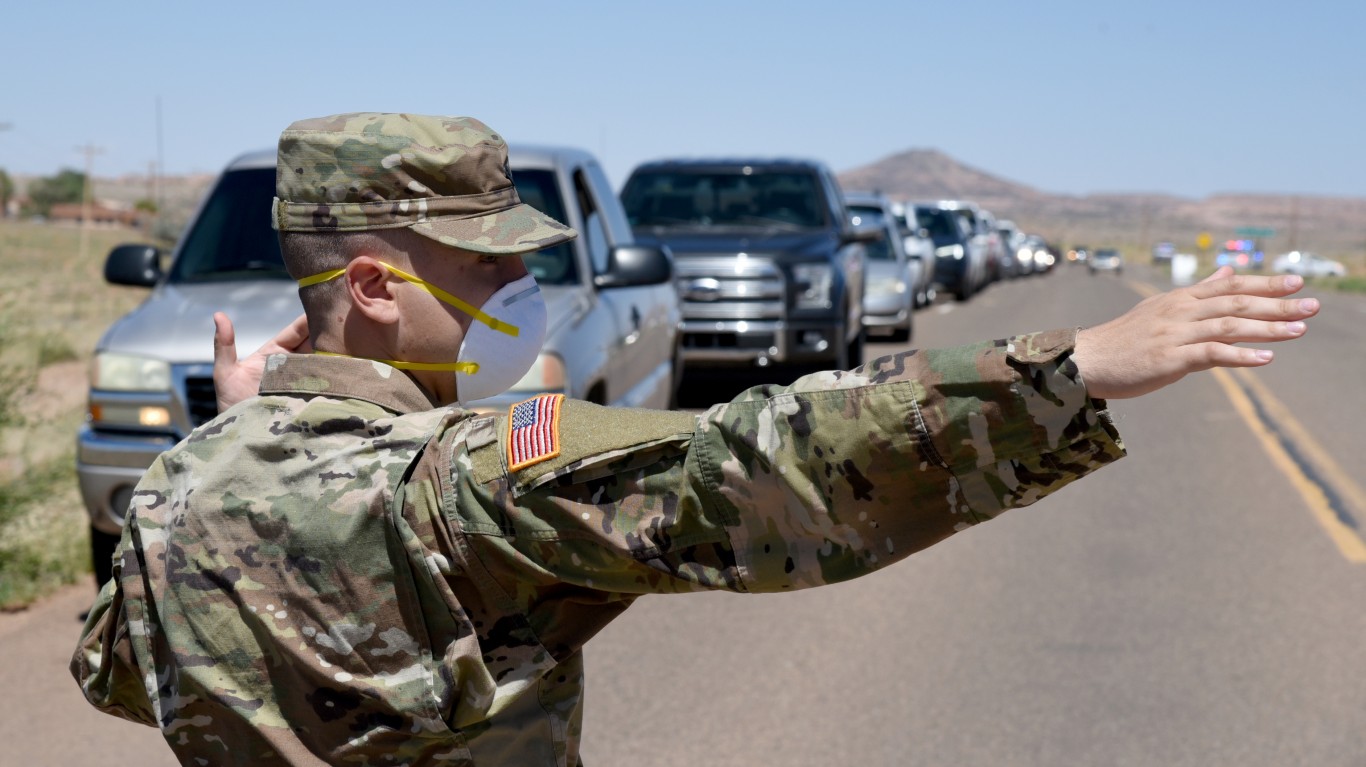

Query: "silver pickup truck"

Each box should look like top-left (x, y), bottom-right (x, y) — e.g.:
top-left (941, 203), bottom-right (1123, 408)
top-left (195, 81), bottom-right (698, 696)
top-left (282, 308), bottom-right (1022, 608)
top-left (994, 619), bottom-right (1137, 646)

top-left (78, 144), bottom-right (680, 585)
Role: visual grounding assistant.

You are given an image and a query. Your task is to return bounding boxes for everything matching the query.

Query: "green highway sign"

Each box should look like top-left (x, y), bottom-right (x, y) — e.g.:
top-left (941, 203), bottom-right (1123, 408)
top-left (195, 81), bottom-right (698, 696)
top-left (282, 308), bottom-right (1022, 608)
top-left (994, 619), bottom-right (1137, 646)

top-left (1234, 227), bottom-right (1276, 238)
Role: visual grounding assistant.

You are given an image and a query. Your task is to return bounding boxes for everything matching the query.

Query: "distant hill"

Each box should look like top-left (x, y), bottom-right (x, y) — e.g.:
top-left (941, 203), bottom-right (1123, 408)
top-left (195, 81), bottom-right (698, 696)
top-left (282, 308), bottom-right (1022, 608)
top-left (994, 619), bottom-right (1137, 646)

top-left (838, 149), bottom-right (1366, 259)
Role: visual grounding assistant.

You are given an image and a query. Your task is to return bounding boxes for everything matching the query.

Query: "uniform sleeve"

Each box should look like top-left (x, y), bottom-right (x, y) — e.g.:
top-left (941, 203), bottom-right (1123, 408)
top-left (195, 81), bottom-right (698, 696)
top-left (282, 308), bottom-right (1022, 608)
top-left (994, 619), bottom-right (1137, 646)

top-left (696, 327), bottom-right (1124, 592)
top-left (472, 328), bottom-right (1123, 599)
top-left (71, 478), bottom-right (159, 727)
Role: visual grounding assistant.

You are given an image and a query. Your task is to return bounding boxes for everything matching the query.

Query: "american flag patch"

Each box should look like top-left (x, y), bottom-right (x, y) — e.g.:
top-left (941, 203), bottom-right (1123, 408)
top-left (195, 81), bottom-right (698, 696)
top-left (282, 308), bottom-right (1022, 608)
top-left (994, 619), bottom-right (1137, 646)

top-left (506, 394), bottom-right (564, 471)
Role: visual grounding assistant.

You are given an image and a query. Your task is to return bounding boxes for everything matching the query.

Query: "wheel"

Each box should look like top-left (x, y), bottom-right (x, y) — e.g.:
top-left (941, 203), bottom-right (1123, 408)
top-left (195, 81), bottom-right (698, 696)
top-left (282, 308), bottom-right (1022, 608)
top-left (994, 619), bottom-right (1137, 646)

top-left (90, 525), bottom-right (121, 590)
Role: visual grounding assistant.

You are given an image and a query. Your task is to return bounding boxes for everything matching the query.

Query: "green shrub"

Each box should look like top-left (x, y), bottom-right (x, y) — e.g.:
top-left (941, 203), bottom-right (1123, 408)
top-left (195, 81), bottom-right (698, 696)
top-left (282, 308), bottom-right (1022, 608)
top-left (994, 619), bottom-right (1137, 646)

top-left (37, 334), bottom-right (78, 366)
top-left (1329, 276), bottom-right (1366, 293)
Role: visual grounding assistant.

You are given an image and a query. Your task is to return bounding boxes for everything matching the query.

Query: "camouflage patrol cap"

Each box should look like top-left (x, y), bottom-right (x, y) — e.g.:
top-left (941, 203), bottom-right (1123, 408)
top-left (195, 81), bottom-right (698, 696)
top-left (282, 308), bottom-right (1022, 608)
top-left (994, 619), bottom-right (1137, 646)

top-left (272, 112), bottom-right (577, 254)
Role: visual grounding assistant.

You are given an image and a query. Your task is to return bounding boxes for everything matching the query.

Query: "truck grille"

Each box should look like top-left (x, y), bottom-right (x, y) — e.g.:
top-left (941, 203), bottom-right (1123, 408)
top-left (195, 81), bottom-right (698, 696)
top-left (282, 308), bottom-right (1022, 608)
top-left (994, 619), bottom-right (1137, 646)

top-left (674, 256), bottom-right (785, 320)
top-left (184, 375), bottom-right (218, 427)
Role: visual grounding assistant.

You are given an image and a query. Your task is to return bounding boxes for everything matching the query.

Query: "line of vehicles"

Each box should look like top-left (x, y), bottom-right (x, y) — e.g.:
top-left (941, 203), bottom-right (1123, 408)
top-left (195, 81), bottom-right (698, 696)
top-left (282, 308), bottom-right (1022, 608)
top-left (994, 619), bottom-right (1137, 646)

top-left (1151, 239), bottom-right (1349, 278)
top-left (77, 143), bottom-right (1056, 584)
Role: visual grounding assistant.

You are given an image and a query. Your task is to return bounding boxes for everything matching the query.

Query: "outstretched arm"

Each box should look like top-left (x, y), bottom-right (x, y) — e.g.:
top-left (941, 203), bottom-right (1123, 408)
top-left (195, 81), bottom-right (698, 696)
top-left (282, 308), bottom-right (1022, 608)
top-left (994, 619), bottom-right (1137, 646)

top-left (1072, 267), bottom-right (1318, 399)
top-left (212, 312), bottom-right (311, 413)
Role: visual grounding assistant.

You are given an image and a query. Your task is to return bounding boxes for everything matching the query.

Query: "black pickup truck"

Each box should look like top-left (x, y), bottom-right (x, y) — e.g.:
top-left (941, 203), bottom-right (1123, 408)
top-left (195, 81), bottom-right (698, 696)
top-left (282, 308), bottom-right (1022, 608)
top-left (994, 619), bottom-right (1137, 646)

top-left (621, 158), bottom-right (872, 371)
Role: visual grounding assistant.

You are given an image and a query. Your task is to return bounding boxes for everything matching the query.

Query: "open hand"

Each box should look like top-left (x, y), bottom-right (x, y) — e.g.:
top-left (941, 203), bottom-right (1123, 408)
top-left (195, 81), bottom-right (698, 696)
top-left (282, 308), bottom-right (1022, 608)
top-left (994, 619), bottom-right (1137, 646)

top-left (1071, 267), bottom-right (1320, 400)
top-left (213, 312), bottom-right (312, 413)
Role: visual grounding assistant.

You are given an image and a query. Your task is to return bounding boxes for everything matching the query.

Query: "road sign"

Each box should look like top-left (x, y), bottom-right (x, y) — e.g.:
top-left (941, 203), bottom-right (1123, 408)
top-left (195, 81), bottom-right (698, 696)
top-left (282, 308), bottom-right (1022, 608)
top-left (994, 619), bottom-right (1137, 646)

top-left (1235, 227), bottom-right (1276, 238)
top-left (1196, 232), bottom-right (1212, 251)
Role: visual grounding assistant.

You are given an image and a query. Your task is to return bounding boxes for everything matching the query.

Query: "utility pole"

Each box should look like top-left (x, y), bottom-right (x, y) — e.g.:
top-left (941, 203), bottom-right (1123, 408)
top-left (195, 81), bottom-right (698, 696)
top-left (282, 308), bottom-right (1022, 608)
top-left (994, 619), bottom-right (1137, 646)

top-left (75, 142), bottom-right (104, 263)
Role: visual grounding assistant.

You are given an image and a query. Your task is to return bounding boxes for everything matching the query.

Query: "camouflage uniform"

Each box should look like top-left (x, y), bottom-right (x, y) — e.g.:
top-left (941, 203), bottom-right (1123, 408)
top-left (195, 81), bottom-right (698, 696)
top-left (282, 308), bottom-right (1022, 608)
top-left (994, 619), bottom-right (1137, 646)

top-left (74, 333), bottom-right (1123, 766)
top-left (72, 113), bottom-right (1126, 766)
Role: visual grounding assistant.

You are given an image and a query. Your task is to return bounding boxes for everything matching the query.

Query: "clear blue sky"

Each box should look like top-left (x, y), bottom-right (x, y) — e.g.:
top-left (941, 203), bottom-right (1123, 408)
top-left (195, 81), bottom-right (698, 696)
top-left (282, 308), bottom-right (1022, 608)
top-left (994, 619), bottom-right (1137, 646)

top-left (4, 0), bottom-right (1363, 198)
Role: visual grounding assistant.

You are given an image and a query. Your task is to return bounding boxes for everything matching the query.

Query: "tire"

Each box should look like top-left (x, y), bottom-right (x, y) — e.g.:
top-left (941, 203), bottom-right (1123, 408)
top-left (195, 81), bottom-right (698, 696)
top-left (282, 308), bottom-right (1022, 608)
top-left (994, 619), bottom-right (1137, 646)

top-left (90, 525), bottom-right (121, 590)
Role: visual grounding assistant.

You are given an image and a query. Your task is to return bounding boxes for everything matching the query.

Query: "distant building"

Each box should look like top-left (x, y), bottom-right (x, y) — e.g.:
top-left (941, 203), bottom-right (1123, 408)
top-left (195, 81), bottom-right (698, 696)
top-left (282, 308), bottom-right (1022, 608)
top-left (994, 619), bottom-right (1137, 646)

top-left (47, 202), bottom-right (144, 229)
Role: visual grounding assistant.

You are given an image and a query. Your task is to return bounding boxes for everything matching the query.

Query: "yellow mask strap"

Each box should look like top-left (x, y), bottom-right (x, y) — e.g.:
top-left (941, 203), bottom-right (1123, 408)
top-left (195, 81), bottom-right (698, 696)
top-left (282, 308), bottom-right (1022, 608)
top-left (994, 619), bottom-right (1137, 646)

top-left (297, 262), bottom-right (519, 337)
top-left (314, 350), bottom-right (480, 375)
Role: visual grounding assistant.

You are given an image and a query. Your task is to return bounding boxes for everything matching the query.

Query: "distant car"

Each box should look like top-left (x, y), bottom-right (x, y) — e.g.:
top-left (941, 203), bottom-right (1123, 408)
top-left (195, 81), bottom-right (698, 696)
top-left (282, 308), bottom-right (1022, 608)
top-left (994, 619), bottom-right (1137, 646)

top-left (915, 203), bottom-right (980, 301)
top-left (1215, 239), bottom-right (1264, 270)
top-left (1019, 235), bottom-right (1055, 274)
top-left (1272, 251), bottom-right (1346, 278)
top-left (974, 208), bottom-right (1006, 283)
top-left (997, 219), bottom-right (1026, 277)
top-left (1152, 241), bottom-right (1175, 264)
top-left (846, 192), bottom-right (915, 343)
top-left (1068, 245), bottom-right (1090, 264)
top-left (890, 201), bottom-right (936, 307)
top-left (1089, 248), bottom-right (1123, 275)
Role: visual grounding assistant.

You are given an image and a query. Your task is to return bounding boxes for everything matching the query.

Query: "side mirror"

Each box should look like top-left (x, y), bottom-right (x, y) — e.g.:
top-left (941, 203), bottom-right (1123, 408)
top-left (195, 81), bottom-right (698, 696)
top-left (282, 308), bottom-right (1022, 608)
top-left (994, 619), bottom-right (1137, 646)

top-left (841, 221), bottom-right (883, 245)
top-left (104, 244), bottom-right (164, 287)
top-left (593, 245), bottom-right (673, 289)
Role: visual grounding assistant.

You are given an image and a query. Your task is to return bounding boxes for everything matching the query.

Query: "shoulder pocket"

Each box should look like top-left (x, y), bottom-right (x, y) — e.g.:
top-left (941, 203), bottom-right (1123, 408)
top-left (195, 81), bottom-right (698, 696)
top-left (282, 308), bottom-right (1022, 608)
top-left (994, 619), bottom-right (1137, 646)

top-left (469, 397), bottom-right (696, 496)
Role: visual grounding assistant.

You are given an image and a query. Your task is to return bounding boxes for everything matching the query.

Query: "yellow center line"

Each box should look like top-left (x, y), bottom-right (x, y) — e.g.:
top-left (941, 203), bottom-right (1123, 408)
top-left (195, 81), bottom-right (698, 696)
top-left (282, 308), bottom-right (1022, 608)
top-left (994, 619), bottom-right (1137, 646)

top-left (1125, 277), bottom-right (1366, 563)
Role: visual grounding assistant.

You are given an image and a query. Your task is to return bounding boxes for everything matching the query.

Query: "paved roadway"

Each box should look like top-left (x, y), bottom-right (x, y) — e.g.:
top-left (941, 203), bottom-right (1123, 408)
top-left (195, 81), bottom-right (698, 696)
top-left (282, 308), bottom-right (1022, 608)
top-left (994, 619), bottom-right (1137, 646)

top-left (5, 263), bottom-right (1363, 765)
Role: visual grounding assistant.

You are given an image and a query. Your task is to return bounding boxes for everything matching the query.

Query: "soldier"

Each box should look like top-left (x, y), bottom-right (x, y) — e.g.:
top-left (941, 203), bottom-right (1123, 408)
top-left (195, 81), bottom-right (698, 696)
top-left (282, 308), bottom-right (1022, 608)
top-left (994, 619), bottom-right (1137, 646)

top-left (73, 112), bottom-right (1318, 767)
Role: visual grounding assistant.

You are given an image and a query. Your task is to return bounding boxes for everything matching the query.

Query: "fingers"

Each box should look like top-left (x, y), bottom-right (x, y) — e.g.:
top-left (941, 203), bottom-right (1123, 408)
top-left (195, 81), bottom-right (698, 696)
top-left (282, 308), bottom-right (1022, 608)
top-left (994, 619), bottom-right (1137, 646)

top-left (274, 314), bottom-right (312, 354)
top-left (1196, 265), bottom-right (1235, 284)
top-left (1187, 272), bottom-right (1304, 300)
top-left (1182, 342), bottom-right (1275, 371)
top-left (1184, 316), bottom-right (1308, 345)
top-left (1189, 294), bottom-right (1321, 322)
top-left (212, 312), bottom-right (238, 365)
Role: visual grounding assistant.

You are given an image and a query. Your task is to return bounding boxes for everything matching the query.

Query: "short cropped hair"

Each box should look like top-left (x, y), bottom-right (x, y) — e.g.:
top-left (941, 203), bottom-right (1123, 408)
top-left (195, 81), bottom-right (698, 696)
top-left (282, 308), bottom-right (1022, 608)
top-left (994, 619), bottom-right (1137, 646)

top-left (279, 229), bottom-right (423, 319)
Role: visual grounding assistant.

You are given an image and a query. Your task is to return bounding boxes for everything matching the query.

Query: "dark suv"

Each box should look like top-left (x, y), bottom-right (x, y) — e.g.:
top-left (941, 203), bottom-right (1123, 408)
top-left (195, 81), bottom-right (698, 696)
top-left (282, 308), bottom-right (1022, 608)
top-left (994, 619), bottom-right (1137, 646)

top-left (621, 158), bottom-right (871, 371)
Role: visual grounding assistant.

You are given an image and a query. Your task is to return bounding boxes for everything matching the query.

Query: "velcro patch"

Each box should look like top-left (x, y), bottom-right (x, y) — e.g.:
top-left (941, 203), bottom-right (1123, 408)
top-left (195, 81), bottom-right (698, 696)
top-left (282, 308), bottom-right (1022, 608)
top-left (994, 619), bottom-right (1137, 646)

top-left (507, 394), bottom-right (564, 471)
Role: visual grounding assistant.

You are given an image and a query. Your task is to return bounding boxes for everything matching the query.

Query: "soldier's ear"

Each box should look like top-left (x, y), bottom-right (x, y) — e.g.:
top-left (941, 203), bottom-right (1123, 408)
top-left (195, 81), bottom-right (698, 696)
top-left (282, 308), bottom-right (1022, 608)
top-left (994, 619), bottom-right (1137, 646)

top-left (346, 257), bottom-right (401, 324)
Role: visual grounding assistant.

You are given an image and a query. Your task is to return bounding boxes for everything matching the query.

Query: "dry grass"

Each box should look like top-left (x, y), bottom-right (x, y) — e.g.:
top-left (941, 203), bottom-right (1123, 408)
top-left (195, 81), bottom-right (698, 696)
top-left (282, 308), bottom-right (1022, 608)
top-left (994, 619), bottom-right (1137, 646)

top-left (0, 220), bottom-right (149, 608)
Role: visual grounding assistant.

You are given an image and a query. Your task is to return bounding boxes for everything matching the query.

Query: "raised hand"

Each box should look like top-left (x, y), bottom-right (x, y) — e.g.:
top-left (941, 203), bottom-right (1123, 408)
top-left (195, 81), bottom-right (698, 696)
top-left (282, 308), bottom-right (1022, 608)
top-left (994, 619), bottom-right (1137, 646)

top-left (1072, 267), bottom-right (1320, 400)
top-left (212, 312), bottom-right (312, 413)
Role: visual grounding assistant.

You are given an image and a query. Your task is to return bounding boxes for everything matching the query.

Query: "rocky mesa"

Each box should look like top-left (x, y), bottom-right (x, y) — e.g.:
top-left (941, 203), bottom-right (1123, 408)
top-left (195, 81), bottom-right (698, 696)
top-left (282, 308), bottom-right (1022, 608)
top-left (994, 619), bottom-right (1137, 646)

top-left (838, 149), bottom-right (1366, 258)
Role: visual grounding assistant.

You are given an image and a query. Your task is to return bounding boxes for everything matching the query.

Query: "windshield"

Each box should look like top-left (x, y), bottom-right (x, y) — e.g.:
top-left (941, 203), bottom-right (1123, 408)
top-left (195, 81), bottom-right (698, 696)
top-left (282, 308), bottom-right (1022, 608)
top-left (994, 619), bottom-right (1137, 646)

top-left (167, 166), bottom-right (579, 286)
top-left (913, 206), bottom-right (964, 245)
top-left (622, 170), bottom-right (828, 229)
top-left (169, 167), bottom-right (288, 283)
top-left (847, 205), bottom-right (894, 261)
top-left (512, 169), bottom-right (577, 286)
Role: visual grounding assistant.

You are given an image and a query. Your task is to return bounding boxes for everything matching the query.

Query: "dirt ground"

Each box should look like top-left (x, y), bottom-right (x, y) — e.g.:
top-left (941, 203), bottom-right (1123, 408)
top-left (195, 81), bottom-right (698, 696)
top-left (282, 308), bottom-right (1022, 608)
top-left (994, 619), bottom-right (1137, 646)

top-left (0, 584), bottom-right (179, 766)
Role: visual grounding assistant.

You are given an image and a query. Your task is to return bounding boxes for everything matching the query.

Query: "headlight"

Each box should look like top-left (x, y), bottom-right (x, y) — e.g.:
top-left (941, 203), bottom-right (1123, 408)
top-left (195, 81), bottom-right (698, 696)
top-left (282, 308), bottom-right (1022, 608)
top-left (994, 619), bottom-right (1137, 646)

top-left (92, 353), bottom-right (171, 391)
top-left (792, 263), bottom-right (834, 310)
top-left (1017, 248), bottom-right (1033, 262)
top-left (508, 352), bottom-right (567, 393)
top-left (936, 244), bottom-right (964, 260)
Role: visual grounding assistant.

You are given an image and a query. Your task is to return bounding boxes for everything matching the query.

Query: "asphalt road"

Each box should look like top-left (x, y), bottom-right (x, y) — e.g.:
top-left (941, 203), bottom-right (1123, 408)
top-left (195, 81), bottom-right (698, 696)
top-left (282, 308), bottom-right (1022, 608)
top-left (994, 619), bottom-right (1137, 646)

top-left (6, 263), bottom-right (1363, 766)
